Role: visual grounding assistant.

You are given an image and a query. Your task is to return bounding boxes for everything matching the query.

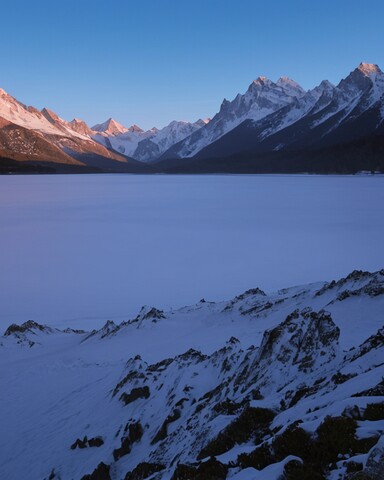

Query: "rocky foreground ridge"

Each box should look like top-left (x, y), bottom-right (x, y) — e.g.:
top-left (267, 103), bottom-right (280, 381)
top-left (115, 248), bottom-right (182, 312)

top-left (0, 270), bottom-right (383, 479)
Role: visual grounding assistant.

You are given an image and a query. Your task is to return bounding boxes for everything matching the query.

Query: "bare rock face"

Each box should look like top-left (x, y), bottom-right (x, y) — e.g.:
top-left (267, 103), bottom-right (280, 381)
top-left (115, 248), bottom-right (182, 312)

top-left (113, 421), bottom-right (144, 461)
top-left (362, 438), bottom-right (384, 479)
top-left (3, 320), bottom-right (54, 347)
top-left (80, 462), bottom-right (111, 480)
top-left (124, 462), bottom-right (165, 480)
top-left (236, 309), bottom-right (340, 395)
top-left (4, 320), bottom-right (49, 336)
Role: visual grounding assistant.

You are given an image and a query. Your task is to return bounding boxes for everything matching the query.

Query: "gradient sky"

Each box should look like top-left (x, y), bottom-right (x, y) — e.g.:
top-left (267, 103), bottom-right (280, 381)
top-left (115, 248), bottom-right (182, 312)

top-left (2, 0), bottom-right (384, 130)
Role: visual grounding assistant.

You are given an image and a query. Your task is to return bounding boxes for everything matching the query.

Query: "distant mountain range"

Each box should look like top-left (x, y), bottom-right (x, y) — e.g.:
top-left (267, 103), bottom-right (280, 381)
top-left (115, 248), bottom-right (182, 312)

top-left (1, 63), bottom-right (383, 174)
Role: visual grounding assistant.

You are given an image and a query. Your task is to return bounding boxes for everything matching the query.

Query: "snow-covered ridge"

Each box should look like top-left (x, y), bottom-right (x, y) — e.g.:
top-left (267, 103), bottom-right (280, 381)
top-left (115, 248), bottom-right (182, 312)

top-left (1, 62), bottom-right (383, 166)
top-left (92, 118), bottom-right (211, 162)
top-left (160, 62), bottom-right (384, 160)
top-left (1, 269), bottom-right (383, 479)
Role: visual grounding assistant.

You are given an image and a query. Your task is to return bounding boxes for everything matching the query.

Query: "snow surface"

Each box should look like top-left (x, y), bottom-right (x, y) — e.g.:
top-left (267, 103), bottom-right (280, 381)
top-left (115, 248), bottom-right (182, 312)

top-left (0, 174), bottom-right (383, 332)
top-left (0, 270), bottom-right (383, 480)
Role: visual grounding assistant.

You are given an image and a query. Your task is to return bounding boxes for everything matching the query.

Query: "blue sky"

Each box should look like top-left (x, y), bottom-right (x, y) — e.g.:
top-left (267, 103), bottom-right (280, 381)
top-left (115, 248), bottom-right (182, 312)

top-left (2, 0), bottom-right (384, 129)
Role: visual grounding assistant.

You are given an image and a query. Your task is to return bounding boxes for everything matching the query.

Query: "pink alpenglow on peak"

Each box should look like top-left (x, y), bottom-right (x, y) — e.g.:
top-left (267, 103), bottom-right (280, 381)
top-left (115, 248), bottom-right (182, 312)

top-left (92, 118), bottom-right (128, 135)
top-left (357, 62), bottom-right (382, 77)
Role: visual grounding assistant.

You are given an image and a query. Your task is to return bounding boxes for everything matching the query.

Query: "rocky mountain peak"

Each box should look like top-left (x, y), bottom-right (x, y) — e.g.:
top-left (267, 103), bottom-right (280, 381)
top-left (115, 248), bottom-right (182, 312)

top-left (69, 118), bottom-right (93, 136)
top-left (357, 62), bottom-right (382, 77)
top-left (276, 76), bottom-right (305, 94)
top-left (338, 63), bottom-right (383, 94)
top-left (92, 117), bottom-right (128, 136)
top-left (128, 124), bottom-right (144, 133)
top-left (41, 107), bottom-right (63, 125)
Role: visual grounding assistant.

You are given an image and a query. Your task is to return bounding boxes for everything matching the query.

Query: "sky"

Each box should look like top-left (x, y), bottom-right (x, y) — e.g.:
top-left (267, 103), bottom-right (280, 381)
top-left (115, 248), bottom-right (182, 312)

top-left (1, 0), bottom-right (384, 130)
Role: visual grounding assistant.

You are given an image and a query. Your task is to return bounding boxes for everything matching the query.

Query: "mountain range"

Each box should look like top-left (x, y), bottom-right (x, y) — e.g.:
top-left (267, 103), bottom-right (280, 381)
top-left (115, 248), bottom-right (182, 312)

top-left (1, 269), bottom-right (383, 479)
top-left (0, 62), bottom-right (383, 174)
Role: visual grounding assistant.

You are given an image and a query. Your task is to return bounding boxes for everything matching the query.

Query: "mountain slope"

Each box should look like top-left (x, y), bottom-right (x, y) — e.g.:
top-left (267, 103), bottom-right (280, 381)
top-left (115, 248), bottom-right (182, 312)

top-left (0, 90), bottom-right (147, 172)
top-left (1, 269), bottom-right (383, 480)
top-left (161, 77), bottom-right (305, 160)
top-left (92, 119), bottom-right (209, 162)
top-left (180, 63), bottom-right (384, 162)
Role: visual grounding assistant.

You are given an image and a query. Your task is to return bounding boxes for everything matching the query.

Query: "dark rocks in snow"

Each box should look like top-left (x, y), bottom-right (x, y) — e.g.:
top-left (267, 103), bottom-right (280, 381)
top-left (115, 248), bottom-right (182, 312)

top-left (240, 301), bottom-right (273, 316)
top-left (236, 287), bottom-right (267, 300)
top-left (283, 459), bottom-right (325, 480)
top-left (197, 407), bottom-right (276, 459)
top-left (288, 383), bottom-right (322, 407)
top-left (273, 424), bottom-right (315, 465)
top-left (171, 457), bottom-right (228, 480)
top-left (213, 398), bottom-right (247, 416)
top-left (120, 386), bottom-right (150, 405)
top-left (80, 462), bottom-right (111, 480)
top-left (236, 308), bottom-right (340, 396)
top-left (63, 327), bottom-right (87, 334)
top-left (170, 463), bottom-right (197, 480)
top-left (362, 439), bottom-right (384, 479)
top-left (4, 320), bottom-right (49, 336)
top-left (238, 412), bottom-right (381, 477)
top-left (70, 437), bottom-right (88, 449)
top-left (70, 436), bottom-right (104, 449)
top-left (151, 409), bottom-right (181, 444)
top-left (112, 369), bottom-right (146, 397)
top-left (238, 442), bottom-right (275, 470)
top-left (351, 326), bottom-right (384, 361)
top-left (147, 357), bottom-right (174, 373)
top-left (177, 348), bottom-right (207, 363)
top-left (129, 306), bottom-right (166, 327)
top-left (362, 403), bottom-right (384, 421)
top-left (124, 462), bottom-right (165, 480)
top-left (113, 421), bottom-right (143, 460)
top-left (88, 437), bottom-right (104, 447)
top-left (332, 371), bottom-right (358, 385)
top-left (315, 270), bottom-right (384, 301)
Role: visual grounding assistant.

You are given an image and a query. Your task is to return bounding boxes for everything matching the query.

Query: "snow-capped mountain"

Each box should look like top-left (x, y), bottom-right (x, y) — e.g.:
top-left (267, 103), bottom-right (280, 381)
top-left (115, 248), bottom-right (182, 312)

top-left (0, 88), bottom-right (145, 171)
top-left (161, 63), bottom-right (384, 162)
top-left (1, 62), bottom-right (383, 172)
top-left (92, 119), bottom-right (210, 162)
top-left (92, 122), bottom-right (156, 158)
top-left (133, 119), bottom-right (210, 162)
top-left (92, 118), bottom-right (130, 136)
top-left (1, 269), bottom-right (383, 479)
top-left (161, 76), bottom-right (305, 160)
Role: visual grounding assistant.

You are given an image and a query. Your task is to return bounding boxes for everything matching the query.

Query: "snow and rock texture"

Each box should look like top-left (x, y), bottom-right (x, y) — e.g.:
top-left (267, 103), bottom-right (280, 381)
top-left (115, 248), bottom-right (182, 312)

top-left (1, 269), bottom-right (383, 479)
top-left (159, 62), bottom-right (384, 164)
top-left (1, 62), bottom-right (384, 171)
top-left (0, 91), bottom-right (147, 172)
top-left (92, 119), bottom-right (209, 162)
top-left (161, 76), bottom-right (306, 160)
top-left (92, 118), bottom-right (129, 136)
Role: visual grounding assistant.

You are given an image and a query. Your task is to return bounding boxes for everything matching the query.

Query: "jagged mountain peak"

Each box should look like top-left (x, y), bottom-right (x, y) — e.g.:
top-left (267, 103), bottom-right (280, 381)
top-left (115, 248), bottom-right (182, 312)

top-left (194, 118), bottom-right (211, 127)
top-left (250, 76), bottom-right (273, 89)
top-left (41, 107), bottom-right (64, 125)
top-left (319, 79), bottom-right (334, 89)
top-left (357, 62), bottom-right (382, 77)
top-left (128, 124), bottom-right (144, 133)
top-left (92, 117), bottom-right (128, 135)
top-left (338, 62), bottom-right (384, 93)
top-left (276, 76), bottom-right (303, 89)
top-left (69, 118), bottom-right (93, 135)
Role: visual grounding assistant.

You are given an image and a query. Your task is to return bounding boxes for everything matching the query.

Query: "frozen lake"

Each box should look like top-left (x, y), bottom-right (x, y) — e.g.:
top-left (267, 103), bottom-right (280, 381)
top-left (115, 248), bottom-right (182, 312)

top-left (0, 174), bottom-right (383, 331)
